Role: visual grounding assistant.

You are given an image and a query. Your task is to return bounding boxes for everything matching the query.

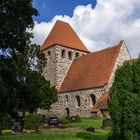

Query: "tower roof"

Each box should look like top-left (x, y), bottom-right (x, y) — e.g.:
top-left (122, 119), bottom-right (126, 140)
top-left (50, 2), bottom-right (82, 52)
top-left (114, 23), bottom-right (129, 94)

top-left (40, 20), bottom-right (89, 52)
top-left (59, 41), bottom-right (124, 93)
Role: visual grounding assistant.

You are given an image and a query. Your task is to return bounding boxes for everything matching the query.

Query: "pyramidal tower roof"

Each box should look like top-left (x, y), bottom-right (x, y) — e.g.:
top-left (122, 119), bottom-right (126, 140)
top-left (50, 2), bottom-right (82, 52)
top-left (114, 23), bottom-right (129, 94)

top-left (40, 20), bottom-right (89, 52)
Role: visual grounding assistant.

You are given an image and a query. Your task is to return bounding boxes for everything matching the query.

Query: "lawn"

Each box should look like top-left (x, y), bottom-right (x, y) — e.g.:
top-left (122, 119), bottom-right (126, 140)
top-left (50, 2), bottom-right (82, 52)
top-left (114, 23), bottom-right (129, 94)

top-left (0, 132), bottom-right (81, 140)
top-left (0, 118), bottom-right (109, 140)
top-left (68, 117), bottom-right (103, 129)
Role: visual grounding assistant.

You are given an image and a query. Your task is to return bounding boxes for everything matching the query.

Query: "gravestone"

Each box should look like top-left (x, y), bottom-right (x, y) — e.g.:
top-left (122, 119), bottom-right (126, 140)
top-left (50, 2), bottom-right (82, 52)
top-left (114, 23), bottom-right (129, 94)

top-left (38, 114), bottom-right (47, 123)
top-left (48, 117), bottom-right (58, 126)
top-left (70, 116), bottom-right (76, 122)
top-left (86, 127), bottom-right (95, 133)
top-left (10, 117), bottom-right (24, 132)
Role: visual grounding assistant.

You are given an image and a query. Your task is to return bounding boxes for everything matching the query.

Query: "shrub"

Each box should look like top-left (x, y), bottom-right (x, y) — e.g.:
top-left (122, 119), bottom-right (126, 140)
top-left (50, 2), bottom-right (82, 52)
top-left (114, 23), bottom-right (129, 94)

top-left (77, 131), bottom-right (109, 140)
top-left (0, 113), bottom-right (11, 134)
top-left (24, 114), bottom-right (39, 132)
top-left (65, 115), bottom-right (71, 120)
top-left (59, 118), bottom-right (70, 124)
top-left (75, 115), bottom-right (82, 122)
top-left (70, 115), bottom-right (82, 122)
top-left (1, 129), bottom-right (14, 135)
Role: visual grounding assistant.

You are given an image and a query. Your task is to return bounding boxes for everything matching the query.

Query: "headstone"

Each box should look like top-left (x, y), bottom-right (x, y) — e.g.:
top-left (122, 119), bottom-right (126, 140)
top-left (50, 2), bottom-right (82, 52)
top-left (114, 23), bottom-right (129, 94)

top-left (70, 116), bottom-right (76, 122)
top-left (38, 114), bottom-right (47, 123)
top-left (10, 117), bottom-right (24, 132)
top-left (48, 117), bottom-right (58, 126)
top-left (86, 127), bottom-right (95, 133)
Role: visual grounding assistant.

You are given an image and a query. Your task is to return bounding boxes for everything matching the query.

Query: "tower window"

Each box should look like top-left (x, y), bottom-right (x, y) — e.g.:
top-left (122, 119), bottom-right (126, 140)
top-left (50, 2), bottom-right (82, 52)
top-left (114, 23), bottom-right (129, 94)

top-left (75, 95), bottom-right (81, 107)
top-left (61, 50), bottom-right (66, 58)
top-left (75, 52), bottom-right (79, 57)
top-left (48, 51), bottom-right (51, 56)
top-left (68, 51), bottom-right (72, 59)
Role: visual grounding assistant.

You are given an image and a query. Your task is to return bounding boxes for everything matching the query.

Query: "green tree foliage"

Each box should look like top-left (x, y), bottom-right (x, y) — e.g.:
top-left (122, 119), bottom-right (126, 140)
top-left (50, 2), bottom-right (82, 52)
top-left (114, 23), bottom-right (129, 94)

top-left (0, 0), bottom-right (38, 54)
top-left (38, 81), bottom-right (58, 110)
top-left (133, 58), bottom-right (140, 93)
top-left (24, 114), bottom-right (39, 132)
top-left (0, 0), bottom-right (58, 118)
top-left (0, 113), bottom-right (11, 133)
top-left (0, 0), bottom-right (38, 116)
top-left (109, 57), bottom-right (140, 140)
top-left (0, 59), bottom-right (18, 116)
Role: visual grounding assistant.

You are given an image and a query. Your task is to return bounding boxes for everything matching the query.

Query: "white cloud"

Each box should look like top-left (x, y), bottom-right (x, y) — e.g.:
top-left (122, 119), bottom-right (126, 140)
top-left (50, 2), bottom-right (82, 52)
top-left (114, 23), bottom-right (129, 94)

top-left (31, 0), bottom-right (140, 58)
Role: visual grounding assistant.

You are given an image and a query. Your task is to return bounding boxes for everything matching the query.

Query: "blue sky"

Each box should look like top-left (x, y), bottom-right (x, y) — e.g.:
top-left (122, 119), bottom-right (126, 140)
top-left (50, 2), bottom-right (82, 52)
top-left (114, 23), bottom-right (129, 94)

top-left (33, 0), bottom-right (96, 22)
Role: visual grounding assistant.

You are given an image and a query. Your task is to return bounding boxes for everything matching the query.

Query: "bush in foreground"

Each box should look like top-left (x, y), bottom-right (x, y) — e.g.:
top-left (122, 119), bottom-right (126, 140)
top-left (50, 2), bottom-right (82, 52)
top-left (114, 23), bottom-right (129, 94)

top-left (77, 131), bottom-right (109, 140)
top-left (0, 113), bottom-right (11, 134)
top-left (109, 58), bottom-right (140, 140)
top-left (59, 118), bottom-right (70, 124)
top-left (24, 114), bottom-right (39, 132)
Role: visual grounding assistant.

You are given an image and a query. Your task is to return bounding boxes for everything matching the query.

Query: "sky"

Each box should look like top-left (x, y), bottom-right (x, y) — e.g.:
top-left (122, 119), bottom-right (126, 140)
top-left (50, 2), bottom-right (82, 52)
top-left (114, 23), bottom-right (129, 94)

top-left (31, 0), bottom-right (140, 58)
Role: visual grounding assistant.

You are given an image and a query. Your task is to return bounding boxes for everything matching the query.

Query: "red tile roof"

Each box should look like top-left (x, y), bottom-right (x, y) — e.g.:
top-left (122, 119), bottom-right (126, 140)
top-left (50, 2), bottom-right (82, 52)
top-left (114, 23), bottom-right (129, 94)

top-left (59, 41), bottom-right (124, 93)
top-left (40, 20), bottom-right (89, 52)
top-left (91, 91), bottom-right (109, 113)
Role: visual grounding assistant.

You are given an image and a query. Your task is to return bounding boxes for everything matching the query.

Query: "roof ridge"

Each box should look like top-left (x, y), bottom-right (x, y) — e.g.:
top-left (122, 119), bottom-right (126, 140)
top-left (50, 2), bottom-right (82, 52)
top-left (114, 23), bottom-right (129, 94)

top-left (74, 40), bottom-right (124, 61)
top-left (91, 40), bottom-right (124, 54)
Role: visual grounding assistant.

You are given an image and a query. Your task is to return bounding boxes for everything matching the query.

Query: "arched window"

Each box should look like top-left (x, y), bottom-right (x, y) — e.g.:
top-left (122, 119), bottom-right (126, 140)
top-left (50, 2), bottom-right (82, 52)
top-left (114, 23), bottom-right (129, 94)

top-left (65, 95), bottom-right (68, 102)
top-left (68, 51), bottom-right (72, 59)
top-left (75, 95), bottom-right (81, 107)
top-left (75, 52), bottom-right (79, 57)
top-left (90, 94), bottom-right (96, 106)
top-left (48, 51), bottom-right (51, 56)
top-left (61, 50), bottom-right (65, 58)
top-left (65, 108), bottom-right (70, 116)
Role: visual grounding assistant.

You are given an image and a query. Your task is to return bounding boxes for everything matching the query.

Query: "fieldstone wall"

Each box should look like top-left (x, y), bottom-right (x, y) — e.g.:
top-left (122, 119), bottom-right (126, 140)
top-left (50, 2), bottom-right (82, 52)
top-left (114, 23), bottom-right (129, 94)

top-left (43, 46), bottom-right (57, 86)
top-left (43, 45), bottom-right (87, 89)
top-left (55, 45), bottom-right (87, 89)
top-left (49, 86), bottom-right (108, 117)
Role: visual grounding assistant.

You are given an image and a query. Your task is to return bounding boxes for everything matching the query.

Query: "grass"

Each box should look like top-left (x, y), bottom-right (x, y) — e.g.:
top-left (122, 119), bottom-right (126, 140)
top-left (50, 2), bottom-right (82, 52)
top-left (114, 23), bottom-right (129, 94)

top-left (68, 117), bottom-right (103, 129)
top-left (0, 118), bottom-right (109, 140)
top-left (0, 132), bottom-right (81, 140)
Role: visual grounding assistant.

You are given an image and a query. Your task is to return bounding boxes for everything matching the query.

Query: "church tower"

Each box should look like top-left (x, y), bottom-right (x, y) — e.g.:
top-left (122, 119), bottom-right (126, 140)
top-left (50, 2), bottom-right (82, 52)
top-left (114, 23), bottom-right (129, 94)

top-left (40, 20), bottom-right (89, 89)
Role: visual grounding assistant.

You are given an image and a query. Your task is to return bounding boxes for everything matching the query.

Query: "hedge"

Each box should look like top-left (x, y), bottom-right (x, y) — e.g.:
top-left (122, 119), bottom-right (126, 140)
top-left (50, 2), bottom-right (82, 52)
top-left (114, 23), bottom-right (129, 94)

top-left (76, 131), bottom-right (109, 140)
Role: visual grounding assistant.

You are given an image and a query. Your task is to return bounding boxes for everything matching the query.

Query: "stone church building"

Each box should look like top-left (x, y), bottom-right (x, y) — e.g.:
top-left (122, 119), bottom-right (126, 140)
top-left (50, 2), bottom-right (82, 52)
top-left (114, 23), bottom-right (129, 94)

top-left (40, 20), bottom-right (131, 117)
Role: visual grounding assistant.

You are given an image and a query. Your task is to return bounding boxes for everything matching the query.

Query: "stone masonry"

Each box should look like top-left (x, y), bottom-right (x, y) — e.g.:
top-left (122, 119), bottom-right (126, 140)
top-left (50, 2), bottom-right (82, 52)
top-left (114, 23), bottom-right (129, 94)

top-left (45, 42), bottom-right (131, 118)
top-left (43, 45), bottom-right (87, 89)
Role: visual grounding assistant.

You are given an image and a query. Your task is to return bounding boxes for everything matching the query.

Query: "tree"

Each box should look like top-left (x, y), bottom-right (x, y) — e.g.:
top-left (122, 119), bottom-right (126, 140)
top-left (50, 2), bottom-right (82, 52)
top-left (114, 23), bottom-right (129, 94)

top-left (133, 57), bottom-right (140, 93)
top-left (0, 0), bottom-right (38, 55)
top-left (109, 57), bottom-right (140, 140)
top-left (38, 81), bottom-right (58, 110)
top-left (0, 0), bottom-right (38, 116)
top-left (14, 45), bottom-right (58, 116)
top-left (0, 58), bottom-right (18, 116)
top-left (0, 0), bottom-right (58, 118)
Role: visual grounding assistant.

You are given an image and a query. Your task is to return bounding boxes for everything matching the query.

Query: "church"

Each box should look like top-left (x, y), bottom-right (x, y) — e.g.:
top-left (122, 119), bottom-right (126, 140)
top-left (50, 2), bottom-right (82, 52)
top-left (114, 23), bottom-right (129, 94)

top-left (40, 20), bottom-right (131, 117)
